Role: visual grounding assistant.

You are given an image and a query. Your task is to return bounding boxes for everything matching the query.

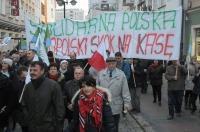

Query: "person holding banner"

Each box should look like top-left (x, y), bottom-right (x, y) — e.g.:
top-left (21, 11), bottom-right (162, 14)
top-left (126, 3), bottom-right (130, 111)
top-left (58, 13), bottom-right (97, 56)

top-left (21, 61), bottom-right (65, 132)
top-left (165, 60), bottom-right (187, 120)
top-left (128, 58), bottom-right (144, 113)
top-left (16, 66), bottom-right (28, 132)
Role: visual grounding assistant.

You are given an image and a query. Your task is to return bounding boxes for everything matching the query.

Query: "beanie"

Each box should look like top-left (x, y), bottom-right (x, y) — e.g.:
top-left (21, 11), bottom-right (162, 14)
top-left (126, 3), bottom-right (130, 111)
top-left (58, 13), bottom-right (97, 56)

top-left (2, 58), bottom-right (13, 67)
top-left (60, 60), bottom-right (68, 66)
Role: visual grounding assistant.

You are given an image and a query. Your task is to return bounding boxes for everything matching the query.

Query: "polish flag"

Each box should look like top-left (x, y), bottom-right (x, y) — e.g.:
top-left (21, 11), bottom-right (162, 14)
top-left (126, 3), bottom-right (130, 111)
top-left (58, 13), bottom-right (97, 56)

top-left (88, 42), bottom-right (107, 72)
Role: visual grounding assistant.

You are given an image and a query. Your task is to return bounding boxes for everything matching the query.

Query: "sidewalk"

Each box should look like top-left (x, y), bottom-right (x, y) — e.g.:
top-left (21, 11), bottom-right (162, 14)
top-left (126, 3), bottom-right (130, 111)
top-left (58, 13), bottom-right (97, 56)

top-left (130, 77), bottom-right (200, 132)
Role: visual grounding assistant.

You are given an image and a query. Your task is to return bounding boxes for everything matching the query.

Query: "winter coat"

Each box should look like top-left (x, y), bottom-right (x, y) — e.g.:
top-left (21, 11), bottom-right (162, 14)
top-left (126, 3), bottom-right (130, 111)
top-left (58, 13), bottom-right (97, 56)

top-left (117, 60), bottom-right (131, 80)
top-left (165, 65), bottom-right (187, 90)
top-left (129, 63), bottom-right (144, 88)
top-left (8, 69), bottom-right (19, 89)
top-left (0, 73), bottom-right (18, 128)
top-left (44, 72), bottom-right (65, 93)
top-left (19, 55), bottom-right (27, 66)
top-left (65, 86), bottom-right (116, 132)
top-left (185, 62), bottom-right (199, 90)
top-left (97, 68), bottom-right (131, 115)
top-left (148, 64), bottom-right (165, 86)
top-left (63, 80), bottom-right (81, 118)
top-left (21, 77), bottom-right (65, 132)
top-left (192, 75), bottom-right (200, 95)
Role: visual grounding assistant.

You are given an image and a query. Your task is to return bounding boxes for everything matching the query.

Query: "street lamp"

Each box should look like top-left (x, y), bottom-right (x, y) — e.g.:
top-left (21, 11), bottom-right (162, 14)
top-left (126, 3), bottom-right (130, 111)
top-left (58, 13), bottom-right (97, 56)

top-left (56, 0), bottom-right (77, 18)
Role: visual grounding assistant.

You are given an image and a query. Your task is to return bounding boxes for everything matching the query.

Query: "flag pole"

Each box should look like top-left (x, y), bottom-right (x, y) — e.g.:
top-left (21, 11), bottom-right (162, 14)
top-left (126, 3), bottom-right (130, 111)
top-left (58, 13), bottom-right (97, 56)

top-left (131, 64), bottom-right (137, 88)
top-left (84, 63), bottom-right (88, 70)
top-left (19, 84), bottom-right (26, 103)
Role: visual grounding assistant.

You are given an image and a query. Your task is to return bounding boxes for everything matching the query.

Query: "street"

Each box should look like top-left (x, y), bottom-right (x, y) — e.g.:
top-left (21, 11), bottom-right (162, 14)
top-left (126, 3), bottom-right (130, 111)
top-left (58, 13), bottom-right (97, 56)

top-left (134, 76), bottom-right (200, 132)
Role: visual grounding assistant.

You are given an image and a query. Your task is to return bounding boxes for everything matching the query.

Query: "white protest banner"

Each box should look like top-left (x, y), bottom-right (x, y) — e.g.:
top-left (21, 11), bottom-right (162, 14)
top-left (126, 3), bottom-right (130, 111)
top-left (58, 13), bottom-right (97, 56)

top-left (25, 7), bottom-right (182, 60)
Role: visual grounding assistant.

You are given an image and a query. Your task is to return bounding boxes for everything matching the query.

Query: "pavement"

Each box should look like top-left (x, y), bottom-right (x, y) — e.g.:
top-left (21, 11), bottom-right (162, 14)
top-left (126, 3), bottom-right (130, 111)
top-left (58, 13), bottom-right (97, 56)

top-left (12, 112), bottom-right (144, 132)
top-left (130, 76), bottom-right (200, 132)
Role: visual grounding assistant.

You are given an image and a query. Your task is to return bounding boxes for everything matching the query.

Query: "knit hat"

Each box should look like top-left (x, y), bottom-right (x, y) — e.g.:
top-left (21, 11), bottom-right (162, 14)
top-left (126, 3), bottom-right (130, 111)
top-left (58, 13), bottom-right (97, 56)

top-left (60, 60), bottom-right (68, 65)
top-left (2, 58), bottom-right (13, 67)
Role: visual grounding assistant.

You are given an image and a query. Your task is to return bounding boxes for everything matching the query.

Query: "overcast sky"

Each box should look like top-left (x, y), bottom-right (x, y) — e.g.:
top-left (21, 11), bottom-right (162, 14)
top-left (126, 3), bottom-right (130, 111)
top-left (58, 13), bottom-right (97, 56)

top-left (56, 0), bottom-right (89, 17)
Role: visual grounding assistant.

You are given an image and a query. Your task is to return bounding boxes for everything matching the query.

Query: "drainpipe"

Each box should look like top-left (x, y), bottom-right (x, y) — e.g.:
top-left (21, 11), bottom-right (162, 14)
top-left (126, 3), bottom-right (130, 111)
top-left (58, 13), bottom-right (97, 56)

top-left (180, 0), bottom-right (185, 59)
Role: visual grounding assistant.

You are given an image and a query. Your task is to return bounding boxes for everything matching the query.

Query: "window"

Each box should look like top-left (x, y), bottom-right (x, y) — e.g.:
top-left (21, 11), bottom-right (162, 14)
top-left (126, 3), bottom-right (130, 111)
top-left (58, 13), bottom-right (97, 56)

top-left (0, 0), bottom-right (6, 15)
top-left (196, 28), bottom-right (200, 37)
top-left (196, 28), bottom-right (200, 56)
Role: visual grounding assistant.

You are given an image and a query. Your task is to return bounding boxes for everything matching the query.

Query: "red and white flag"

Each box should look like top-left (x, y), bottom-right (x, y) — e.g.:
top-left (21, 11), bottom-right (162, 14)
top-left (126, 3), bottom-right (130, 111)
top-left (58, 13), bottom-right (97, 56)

top-left (88, 42), bottom-right (108, 72)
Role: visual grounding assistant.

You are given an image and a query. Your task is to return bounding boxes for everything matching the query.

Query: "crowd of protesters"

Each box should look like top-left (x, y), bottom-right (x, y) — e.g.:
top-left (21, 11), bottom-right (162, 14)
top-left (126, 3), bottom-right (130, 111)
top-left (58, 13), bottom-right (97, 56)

top-left (0, 45), bottom-right (200, 132)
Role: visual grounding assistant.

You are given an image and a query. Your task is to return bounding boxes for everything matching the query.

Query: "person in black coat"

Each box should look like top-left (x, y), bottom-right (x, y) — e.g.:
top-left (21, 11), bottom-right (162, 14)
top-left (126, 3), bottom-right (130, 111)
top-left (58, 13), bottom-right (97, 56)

top-left (191, 66), bottom-right (200, 114)
top-left (65, 75), bottom-right (116, 132)
top-left (148, 60), bottom-right (165, 106)
top-left (128, 58), bottom-right (144, 113)
top-left (0, 64), bottom-right (18, 131)
top-left (63, 67), bottom-right (84, 123)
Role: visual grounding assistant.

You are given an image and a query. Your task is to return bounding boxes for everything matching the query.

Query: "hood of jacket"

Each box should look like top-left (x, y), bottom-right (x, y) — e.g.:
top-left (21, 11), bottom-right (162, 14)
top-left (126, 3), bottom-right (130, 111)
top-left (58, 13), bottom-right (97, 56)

top-left (71, 86), bottom-right (112, 104)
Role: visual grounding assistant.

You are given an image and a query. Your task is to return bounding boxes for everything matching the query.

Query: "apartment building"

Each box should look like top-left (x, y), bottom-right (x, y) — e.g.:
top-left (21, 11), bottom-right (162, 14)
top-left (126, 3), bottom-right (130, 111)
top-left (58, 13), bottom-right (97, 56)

top-left (55, 8), bottom-right (84, 21)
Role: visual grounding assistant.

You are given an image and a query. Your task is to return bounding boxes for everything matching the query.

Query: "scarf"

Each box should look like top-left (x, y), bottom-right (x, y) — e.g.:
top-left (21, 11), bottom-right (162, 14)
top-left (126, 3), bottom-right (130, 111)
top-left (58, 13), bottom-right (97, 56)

top-left (49, 74), bottom-right (58, 80)
top-left (151, 63), bottom-right (158, 67)
top-left (79, 89), bottom-right (104, 132)
top-left (1, 70), bottom-right (10, 77)
top-left (59, 67), bottom-right (68, 74)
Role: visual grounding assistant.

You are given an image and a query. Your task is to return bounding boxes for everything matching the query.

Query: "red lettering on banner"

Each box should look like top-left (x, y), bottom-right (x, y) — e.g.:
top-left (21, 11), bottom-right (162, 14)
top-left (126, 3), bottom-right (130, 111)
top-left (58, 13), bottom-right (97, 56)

top-left (164, 34), bottom-right (174, 59)
top-left (70, 38), bottom-right (78, 54)
top-left (154, 34), bottom-right (164, 54)
top-left (136, 34), bottom-right (146, 54)
top-left (145, 33), bottom-right (157, 54)
top-left (104, 35), bottom-right (115, 53)
top-left (118, 34), bottom-right (132, 53)
top-left (98, 35), bottom-right (104, 46)
top-left (51, 37), bottom-right (89, 56)
top-left (77, 38), bottom-right (88, 55)
top-left (135, 33), bottom-right (174, 59)
top-left (91, 36), bottom-right (98, 53)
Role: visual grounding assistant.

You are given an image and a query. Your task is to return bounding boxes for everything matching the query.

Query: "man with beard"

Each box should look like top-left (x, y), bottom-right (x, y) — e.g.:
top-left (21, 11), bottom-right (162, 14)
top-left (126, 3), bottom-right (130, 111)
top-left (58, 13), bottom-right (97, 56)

top-left (21, 61), bottom-right (65, 132)
top-left (63, 67), bottom-right (84, 123)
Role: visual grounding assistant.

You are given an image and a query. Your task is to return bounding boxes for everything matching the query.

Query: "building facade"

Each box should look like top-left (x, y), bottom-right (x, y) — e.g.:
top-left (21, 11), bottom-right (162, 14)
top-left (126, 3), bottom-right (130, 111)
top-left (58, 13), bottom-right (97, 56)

top-left (0, 0), bottom-right (56, 51)
top-left (55, 8), bottom-right (84, 21)
top-left (185, 0), bottom-right (200, 60)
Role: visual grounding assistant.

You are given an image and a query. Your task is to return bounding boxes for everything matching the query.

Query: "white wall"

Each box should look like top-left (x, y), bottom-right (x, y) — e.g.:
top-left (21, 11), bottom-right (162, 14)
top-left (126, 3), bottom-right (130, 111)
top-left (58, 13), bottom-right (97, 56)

top-left (166, 0), bottom-right (182, 10)
top-left (47, 0), bottom-right (56, 23)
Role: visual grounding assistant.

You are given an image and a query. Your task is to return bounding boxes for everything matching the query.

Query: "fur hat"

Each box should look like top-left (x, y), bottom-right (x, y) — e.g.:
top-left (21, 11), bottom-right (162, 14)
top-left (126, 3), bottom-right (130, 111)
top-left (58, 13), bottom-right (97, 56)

top-left (2, 58), bottom-right (13, 67)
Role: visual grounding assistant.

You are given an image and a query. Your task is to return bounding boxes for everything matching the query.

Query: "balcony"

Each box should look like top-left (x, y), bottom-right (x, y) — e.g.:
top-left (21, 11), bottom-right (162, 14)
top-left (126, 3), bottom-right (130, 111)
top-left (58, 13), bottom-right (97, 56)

top-left (0, 19), bottom-right (25, 32)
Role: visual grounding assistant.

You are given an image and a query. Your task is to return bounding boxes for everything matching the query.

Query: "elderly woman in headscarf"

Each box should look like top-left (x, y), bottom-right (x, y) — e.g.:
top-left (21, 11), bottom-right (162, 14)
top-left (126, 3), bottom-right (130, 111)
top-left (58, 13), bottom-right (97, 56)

top-left (65, 75), bottom-right (116, 132)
